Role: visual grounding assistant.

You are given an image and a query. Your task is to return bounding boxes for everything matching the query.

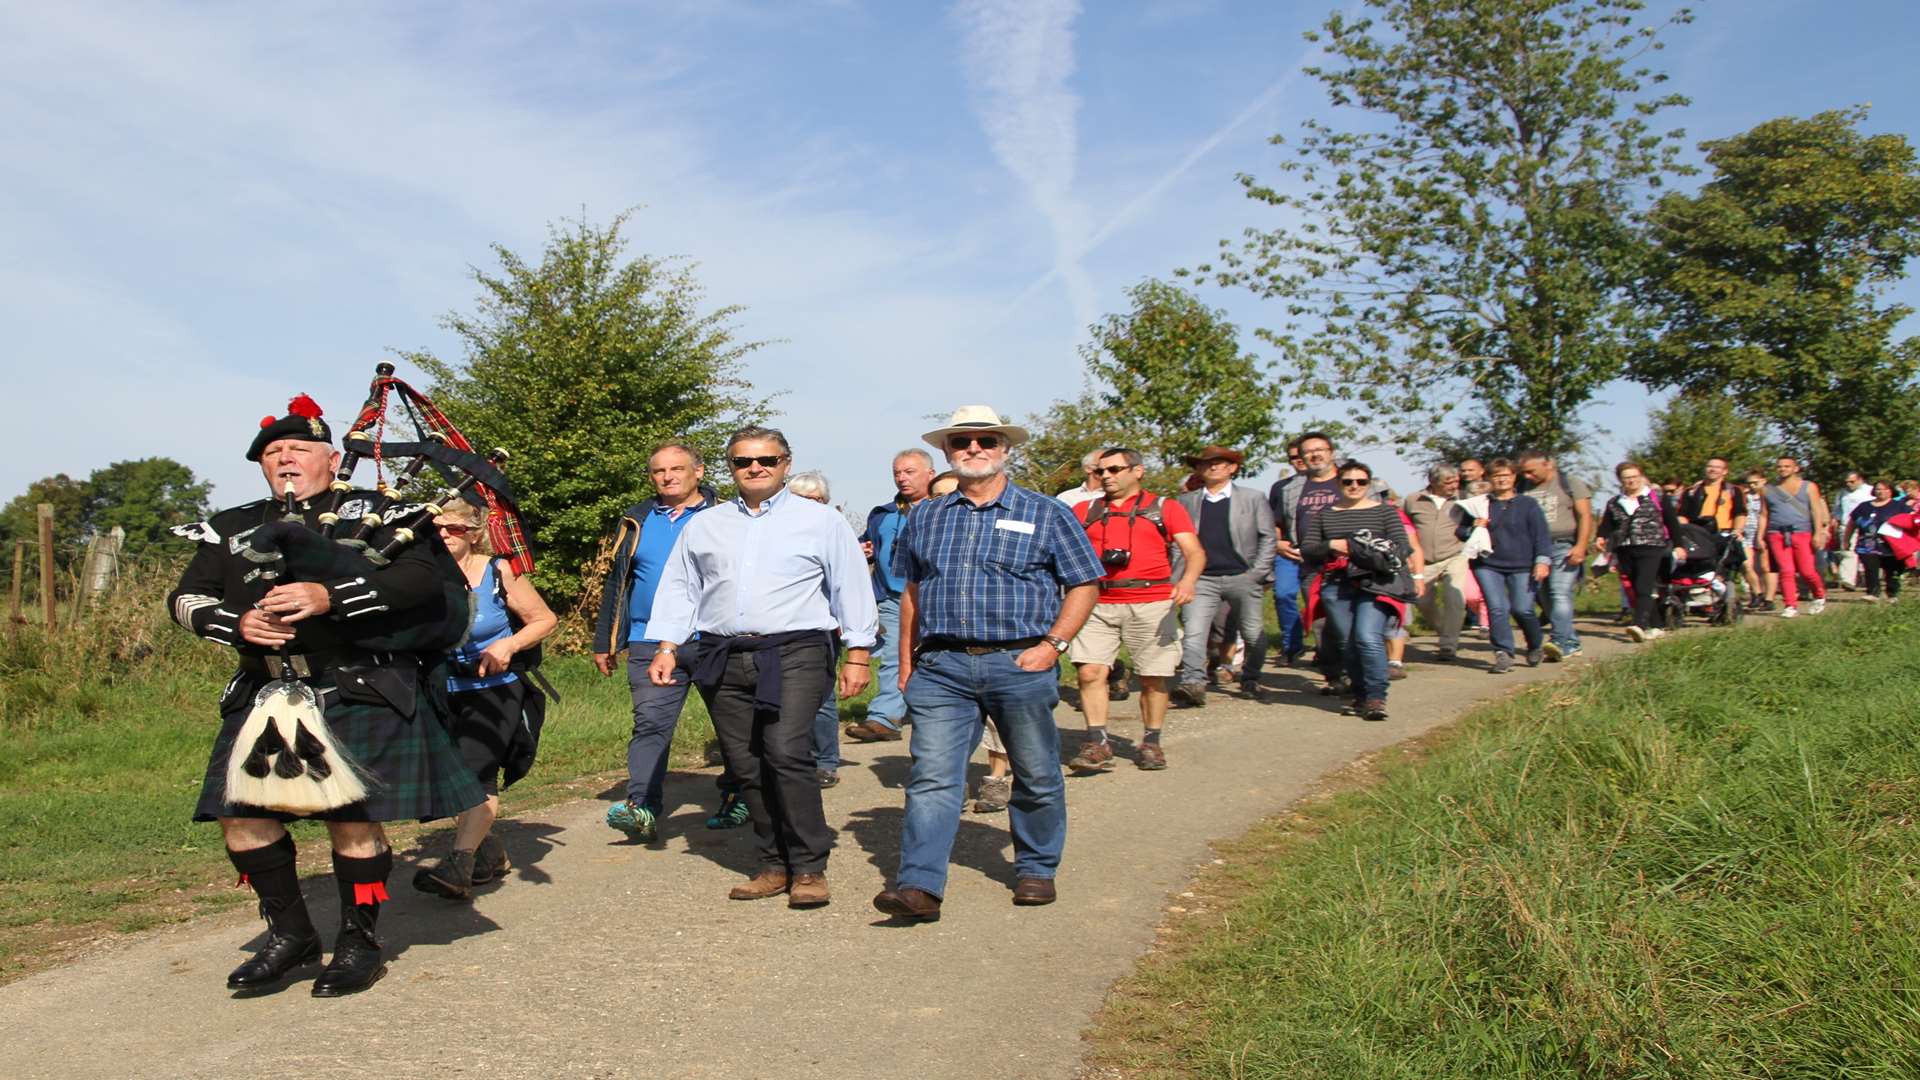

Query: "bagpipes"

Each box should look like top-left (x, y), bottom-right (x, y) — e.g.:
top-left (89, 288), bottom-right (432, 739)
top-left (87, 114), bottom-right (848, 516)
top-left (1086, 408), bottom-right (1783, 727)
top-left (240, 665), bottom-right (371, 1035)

top-left (224, 364), bottom-right (533, 813)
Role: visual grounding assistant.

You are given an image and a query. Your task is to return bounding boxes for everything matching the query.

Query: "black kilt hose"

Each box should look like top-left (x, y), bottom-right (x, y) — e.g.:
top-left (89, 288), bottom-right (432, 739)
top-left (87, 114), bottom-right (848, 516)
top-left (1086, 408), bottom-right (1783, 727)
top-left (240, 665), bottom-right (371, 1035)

top-left (194, 664), bottom-right (485, 823)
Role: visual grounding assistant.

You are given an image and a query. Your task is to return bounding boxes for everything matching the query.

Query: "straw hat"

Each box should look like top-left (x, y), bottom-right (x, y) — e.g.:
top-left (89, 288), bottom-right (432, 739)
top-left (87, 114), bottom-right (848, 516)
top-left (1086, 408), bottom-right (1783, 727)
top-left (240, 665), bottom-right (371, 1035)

top-left (921, 405), bottom-right (1030, 450)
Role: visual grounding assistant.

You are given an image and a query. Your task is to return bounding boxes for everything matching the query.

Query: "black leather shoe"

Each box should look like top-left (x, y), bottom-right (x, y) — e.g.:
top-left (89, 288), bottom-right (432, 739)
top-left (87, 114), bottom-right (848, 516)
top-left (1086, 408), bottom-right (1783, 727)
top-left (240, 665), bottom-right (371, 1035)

top-left (226, 931), bottom-right (322, 991)
top-left (872, 887), bottom-right (942, 921)
top-left (311, 929), bottom-right (386, 997)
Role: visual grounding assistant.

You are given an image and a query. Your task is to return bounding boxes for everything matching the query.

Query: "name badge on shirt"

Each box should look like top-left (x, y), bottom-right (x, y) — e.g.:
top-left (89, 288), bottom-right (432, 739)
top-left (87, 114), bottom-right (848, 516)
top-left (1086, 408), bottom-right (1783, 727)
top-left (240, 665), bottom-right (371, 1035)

top-left (995, 519), bottom-right (1036, 535)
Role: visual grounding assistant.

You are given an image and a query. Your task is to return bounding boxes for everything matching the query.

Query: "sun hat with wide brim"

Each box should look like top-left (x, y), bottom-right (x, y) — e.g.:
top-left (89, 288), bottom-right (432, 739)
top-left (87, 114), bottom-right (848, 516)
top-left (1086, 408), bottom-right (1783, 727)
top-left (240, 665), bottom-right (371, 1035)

top-left (1184, 445), bottom-right (1245, 466)
top-left (921, 405), bottom-right (1030, 450)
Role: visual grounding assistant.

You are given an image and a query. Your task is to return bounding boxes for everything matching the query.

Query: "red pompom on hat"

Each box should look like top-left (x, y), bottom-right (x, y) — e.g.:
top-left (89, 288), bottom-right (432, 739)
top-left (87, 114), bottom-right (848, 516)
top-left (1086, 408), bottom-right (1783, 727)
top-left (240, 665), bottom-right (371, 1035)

top-left (246, 393), bottom-right (334, 461)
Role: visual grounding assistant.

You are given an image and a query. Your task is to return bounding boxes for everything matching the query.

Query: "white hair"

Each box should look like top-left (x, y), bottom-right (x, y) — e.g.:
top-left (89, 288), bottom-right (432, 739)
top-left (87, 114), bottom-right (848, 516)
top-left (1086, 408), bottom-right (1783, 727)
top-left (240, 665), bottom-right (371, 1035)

top-left (788, 469), bottom-right (831, 501)
top-left (894, 448), bottom-right (935, 471)
top-left (1081, 449), bottom-right (1101, 469)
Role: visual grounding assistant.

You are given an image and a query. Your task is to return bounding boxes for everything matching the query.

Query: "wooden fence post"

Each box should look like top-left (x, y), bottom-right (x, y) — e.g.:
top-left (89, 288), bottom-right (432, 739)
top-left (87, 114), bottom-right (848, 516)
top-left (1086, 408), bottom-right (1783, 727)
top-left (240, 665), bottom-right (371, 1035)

top-left (7, 539), bottom-right (22, 624)
top-left (38, 503), bottom-right (55, 631)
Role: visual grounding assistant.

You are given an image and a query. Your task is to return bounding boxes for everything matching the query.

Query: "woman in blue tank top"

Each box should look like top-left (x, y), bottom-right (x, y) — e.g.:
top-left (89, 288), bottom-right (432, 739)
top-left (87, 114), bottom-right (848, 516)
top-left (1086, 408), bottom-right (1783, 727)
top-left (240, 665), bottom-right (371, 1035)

top-left (413, 502), bottom-right (556, 900)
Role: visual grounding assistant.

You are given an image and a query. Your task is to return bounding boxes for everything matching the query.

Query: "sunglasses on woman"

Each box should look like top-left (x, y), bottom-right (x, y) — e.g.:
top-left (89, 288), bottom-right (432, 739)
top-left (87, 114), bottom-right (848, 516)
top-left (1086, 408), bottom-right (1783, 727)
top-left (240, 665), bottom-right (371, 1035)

top-left (946, 434), bottom-right (1002, 451)
top-left (436, 523), bottom-right (473, 537)
top-left (729, 454), bottom-right (786, 469)
top-left (1339, 478), bottom-right (1370, 488)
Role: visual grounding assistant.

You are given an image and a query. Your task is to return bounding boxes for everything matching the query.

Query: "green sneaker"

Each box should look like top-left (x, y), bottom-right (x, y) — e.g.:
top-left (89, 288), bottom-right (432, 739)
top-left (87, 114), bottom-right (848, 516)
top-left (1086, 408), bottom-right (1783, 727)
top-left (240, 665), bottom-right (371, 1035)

top-left (705, 792), bottom-right (751, 830)
top-left (605, 800), bottom-right (658, 841)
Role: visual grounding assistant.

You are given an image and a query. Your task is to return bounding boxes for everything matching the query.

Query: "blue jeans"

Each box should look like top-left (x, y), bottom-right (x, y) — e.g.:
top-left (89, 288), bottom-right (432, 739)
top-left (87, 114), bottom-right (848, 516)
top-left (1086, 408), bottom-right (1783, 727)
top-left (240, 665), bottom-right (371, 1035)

top-left (1545, 539), bottom-right (1582, 651)
top-left (813, 685), bottom-right (841, 772)
top-left (1475, 565), bottom-right (1544, 657)
top-left (865, 596), bottom-right (907, 731)
top-left (897, 649), bottom-right (1065, 898)
top-left (1272, 556), bottom-right (1304, 658)
top-left (1318, 578), bottom-right (1390, 701)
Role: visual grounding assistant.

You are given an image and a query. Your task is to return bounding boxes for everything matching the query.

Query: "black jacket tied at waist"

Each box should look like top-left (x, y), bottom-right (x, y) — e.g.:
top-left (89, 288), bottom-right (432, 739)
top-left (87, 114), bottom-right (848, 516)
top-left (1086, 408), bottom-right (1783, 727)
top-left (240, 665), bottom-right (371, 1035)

top-left (689, 629), bottom-right (835, 713)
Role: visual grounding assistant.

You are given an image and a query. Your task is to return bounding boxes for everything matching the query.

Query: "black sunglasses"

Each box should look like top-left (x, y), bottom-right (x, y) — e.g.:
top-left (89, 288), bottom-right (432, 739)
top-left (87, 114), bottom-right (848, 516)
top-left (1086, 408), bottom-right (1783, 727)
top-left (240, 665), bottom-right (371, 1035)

top-left (1098, 464), bottom-right (1135, 476)
top-left (946, 434), bottom-right (1002, 451)
top-left (729, 454), bottom-right (786, 469)
top-left (1339, 478), bottom-right (1370, 488)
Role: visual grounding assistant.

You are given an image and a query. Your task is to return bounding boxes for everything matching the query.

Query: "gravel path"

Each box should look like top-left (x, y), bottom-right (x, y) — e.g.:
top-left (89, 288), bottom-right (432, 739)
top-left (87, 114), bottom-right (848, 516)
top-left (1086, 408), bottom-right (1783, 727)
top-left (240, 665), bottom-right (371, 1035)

top-left (1, 618), bottom-right (1637, 1079)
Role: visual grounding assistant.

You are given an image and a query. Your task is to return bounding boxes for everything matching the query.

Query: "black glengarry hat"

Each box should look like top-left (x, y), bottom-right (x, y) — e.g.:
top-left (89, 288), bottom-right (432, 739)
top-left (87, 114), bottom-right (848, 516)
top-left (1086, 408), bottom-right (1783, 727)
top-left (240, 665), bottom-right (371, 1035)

top-left (247, 394), bottom-right (333, 461)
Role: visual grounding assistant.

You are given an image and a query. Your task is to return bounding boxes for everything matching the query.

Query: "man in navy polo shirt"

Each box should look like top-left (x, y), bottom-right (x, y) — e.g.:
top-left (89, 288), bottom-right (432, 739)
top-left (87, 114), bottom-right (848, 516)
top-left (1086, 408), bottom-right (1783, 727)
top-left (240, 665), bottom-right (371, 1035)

top-left (844, 448), bottom-right (937, 743)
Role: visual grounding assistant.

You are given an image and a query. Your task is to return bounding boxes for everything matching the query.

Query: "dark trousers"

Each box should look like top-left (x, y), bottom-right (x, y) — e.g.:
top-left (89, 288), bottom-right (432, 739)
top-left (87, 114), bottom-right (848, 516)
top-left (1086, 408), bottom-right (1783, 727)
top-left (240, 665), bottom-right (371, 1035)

top-left (1617, 546), bottom-right (1667, 629)
top-left (698, 638), bottom-right (836, 875)
top-left (625, 642), bottom-right (740, 810)
top-left (1864, 553), bottom-right (1904, 598)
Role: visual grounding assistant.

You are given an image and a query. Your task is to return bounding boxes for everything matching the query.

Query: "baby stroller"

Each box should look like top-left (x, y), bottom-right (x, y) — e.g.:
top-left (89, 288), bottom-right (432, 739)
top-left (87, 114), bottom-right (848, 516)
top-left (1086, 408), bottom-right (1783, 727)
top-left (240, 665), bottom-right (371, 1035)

top-left (1658, 523), bottom-right (1742, 628)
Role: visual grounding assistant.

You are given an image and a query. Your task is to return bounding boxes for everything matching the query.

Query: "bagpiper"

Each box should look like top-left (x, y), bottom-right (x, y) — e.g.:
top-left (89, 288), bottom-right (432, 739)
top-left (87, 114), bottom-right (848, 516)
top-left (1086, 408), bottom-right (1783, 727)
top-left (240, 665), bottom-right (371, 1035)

top-left (167, 393), bottom-right (485, 997)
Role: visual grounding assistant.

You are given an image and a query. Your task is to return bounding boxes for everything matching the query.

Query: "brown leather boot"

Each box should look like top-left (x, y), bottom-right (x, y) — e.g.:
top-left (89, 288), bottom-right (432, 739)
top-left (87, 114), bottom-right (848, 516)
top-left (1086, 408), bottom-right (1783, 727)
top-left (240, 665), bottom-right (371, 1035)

top-left (787, 872), bottom-right (830, 909)
top-left (727, 868), bottom-right (790, 900)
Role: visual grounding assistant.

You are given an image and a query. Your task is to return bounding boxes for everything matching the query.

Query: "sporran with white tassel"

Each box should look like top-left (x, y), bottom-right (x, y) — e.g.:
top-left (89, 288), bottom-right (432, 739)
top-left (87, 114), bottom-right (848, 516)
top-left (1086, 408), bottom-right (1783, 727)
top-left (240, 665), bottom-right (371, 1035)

top-left (225, 679), bottom-right (370, 813)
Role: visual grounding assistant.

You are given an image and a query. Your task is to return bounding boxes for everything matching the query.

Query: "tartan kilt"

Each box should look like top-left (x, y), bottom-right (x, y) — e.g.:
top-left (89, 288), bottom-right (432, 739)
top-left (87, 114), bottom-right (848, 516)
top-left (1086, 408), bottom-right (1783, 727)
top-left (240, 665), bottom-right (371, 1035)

top-left (193, 666), bottom-right (487, 824)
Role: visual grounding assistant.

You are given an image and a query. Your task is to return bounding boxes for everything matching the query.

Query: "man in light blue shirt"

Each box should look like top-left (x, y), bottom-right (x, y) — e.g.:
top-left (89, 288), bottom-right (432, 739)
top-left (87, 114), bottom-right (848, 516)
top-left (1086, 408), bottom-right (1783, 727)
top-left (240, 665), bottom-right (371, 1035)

top-left (648, 426), bottom-right (878, 910)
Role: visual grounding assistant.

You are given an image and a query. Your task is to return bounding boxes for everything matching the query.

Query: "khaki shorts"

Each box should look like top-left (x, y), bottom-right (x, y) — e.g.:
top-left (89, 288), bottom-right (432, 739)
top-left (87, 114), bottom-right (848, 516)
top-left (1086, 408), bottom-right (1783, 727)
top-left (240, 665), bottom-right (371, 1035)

top-left (1068, 599), bottom-right (1183, 677)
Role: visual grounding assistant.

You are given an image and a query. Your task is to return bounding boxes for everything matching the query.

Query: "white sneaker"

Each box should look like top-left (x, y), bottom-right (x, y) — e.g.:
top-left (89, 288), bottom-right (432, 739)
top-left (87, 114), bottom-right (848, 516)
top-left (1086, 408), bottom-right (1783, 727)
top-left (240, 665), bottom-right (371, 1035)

top-left (1864, 594), bottom-right (1882, 603)
top-left (1625, 625), bottom-right (1646, 642)
top-left (1645, 627), bottom-right (1667, 640)
top-left (1809, 598), bottom-right (1827, 614)
top-left (1781, 606), bottom-right (1799, 618)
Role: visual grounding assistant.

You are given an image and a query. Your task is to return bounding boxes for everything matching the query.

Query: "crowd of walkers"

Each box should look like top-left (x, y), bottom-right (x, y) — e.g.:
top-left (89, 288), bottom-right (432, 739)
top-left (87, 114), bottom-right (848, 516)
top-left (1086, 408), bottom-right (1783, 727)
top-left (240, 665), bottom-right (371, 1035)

top-left (185, 391), bottom-right (1920, 999)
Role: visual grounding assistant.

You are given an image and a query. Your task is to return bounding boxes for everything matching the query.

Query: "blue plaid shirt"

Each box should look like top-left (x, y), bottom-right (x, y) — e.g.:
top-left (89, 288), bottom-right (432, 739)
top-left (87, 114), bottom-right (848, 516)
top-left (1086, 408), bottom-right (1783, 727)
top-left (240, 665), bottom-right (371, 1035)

top-left (894, 480), bottom-right (1102, 641)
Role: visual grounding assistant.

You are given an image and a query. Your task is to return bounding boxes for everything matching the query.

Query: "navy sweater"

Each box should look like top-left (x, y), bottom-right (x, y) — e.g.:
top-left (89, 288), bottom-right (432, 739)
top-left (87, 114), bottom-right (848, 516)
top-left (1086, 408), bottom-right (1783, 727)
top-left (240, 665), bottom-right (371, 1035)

top-left (1460, 494), bottom-right (1552, 572)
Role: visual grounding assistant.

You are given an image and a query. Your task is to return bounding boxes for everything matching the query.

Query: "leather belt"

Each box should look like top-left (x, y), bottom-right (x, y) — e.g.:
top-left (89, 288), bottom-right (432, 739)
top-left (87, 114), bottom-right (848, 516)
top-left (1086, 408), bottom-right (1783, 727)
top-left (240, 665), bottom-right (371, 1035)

top-left (239, 649), bottom-right (397, 680)
top-left (918, 636), bottom-right (1044, 655)
top-left (1098, 578), bottom-right (1168, 590)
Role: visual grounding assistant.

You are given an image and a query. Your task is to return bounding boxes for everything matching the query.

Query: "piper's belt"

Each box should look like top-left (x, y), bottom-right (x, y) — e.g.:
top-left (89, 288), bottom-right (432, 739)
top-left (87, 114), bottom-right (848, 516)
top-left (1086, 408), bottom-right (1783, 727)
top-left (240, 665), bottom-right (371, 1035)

top-left (1098, 578), bottom-right (1169, 590)
top-left (240, 649), bottom-right (399, 681)
top-left (918, 636), bottom-right (1045, 655)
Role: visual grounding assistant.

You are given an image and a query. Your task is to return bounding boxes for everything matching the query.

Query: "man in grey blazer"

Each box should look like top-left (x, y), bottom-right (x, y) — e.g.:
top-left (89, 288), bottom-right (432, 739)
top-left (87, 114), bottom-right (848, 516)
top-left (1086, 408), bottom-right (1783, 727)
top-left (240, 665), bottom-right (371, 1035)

top-left (1172, 446), bottom-right (1277, 704)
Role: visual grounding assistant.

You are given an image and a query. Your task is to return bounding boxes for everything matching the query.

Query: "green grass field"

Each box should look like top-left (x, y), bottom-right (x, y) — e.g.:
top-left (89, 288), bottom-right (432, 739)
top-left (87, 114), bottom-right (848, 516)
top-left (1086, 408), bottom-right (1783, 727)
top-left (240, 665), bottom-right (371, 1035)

top-left (1089, 600), bottom-right (1920, 1077)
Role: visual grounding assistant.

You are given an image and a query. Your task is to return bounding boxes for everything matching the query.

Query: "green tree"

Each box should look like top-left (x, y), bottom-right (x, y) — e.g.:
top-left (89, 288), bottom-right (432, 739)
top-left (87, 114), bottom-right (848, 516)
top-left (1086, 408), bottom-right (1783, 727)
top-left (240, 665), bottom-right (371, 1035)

top-left (83, 458), bottom-right (213, 551)
top-left (1019, 280), bottom-right (1284, 496)
top-left (1632, 108), bottom-right (1920, 484)
top-left (1192, 0), bottom-right (1691, 456)
top-left (0, 475), bottom-right (90, 559)
top-left (405, 212), bottom-right (774, 598)
top-left (1628, 391), bottom-right (1776, 485)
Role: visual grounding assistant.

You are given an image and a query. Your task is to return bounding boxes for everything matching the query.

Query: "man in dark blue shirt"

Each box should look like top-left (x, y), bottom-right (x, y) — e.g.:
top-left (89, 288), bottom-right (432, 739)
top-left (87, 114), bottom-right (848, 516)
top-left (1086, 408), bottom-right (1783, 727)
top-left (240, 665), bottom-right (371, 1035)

top-left (872, 406), bottom-right (1102, 921)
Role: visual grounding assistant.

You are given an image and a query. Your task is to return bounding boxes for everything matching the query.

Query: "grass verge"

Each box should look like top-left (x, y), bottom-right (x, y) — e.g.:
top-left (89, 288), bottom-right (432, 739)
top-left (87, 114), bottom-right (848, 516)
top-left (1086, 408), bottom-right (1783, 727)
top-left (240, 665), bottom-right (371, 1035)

top-left (1088, 601), bottom-right (1920, 1077)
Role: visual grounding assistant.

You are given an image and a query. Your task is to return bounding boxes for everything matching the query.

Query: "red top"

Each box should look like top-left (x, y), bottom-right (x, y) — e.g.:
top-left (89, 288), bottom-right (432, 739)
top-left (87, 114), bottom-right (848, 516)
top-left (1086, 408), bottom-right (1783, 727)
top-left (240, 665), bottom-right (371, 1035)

top-left (1073, 492), bottom-right (1196, 604)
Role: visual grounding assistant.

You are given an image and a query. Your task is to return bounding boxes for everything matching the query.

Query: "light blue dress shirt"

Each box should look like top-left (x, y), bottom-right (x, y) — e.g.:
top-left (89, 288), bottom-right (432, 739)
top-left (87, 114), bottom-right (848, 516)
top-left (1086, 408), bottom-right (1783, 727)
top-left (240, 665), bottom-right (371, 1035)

top-left (646, 486), bottom-right (880, 649)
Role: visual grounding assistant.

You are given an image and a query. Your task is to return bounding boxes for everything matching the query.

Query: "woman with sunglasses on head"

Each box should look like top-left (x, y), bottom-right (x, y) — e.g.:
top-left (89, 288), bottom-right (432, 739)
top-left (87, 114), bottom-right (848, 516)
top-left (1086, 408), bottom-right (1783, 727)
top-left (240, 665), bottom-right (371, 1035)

top-left (413, 502), bottom-right (558, 899)
top-left (1300, 461), bottom-right (1418, 722)
top-left (1459, 457), bottom-right (1551, 673)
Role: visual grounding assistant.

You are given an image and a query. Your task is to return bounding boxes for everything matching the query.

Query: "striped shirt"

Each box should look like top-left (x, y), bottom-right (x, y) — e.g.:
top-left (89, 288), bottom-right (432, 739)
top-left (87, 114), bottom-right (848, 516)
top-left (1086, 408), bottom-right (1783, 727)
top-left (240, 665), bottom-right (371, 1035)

top-left (894, 480), bottom-right (1103, 641)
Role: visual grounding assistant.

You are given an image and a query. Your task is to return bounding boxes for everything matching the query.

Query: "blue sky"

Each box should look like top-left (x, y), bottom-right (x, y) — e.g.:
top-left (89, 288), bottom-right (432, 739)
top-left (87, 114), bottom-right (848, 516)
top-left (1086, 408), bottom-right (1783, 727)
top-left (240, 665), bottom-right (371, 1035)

top-left (3, 0), bottom-right (1917, 526)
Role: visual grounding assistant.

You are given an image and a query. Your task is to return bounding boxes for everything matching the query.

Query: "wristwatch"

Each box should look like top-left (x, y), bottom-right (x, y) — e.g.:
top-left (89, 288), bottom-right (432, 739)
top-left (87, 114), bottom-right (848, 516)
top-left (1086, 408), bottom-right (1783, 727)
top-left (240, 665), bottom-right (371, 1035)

top-left (1043, 635), bottom-right (1069, 653)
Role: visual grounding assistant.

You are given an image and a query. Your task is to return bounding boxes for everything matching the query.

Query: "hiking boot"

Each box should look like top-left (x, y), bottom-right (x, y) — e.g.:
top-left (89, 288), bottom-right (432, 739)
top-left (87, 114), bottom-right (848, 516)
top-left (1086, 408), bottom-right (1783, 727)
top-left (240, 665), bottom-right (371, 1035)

top-left (1170, 682), bottom-right (1208, 708)
top-left (843, 719), bottom-right (902, 742)
top-left (971, 775), bottom-right (1012, 814)
top-left (1525, 648), bottom-right (1544, 667)
top-left (728, 868), bottom-right (790, 901)
top-left (412, 849), bottom-right (475, 900)
top-left (1540, 642), bottom-right (1563, 663)
top-left (705, 792), bottom-right (750, 830)
top-left (1067, 740), bottom-right (1115, 773)
top-left (1490, 652), bottom-right (1514, 674)
top-left (1360, 699), bottom-right (1389, 722)
top-left (1387, 662), bottom-right (1407, 681)
top-left (471, 836), bottom-right (510, 885)
top-left (605, 800), bottom-right (658, 841)
top-left (1135, 741), bottom-right (1167, 771)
